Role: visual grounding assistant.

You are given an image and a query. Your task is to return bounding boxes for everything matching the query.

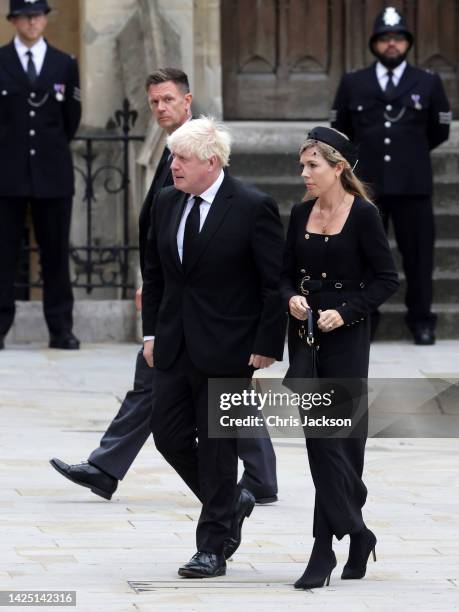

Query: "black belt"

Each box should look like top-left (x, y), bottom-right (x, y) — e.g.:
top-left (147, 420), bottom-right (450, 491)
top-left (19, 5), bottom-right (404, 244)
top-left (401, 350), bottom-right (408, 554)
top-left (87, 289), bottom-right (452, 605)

top-left (299, 278), bottom-right (365, 296)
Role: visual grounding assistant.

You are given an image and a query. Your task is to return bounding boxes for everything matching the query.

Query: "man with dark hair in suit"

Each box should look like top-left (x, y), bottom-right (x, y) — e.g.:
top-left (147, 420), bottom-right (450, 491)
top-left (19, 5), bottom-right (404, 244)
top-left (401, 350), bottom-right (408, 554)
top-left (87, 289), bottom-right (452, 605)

top-left (0, 0), bottom-right (81, 350)
top-left (331, 6), bottom-right (451, 345)
top-left (50, 69), bottom-right (279, 508)
top-left (142, 116), bottom-right (286, 577)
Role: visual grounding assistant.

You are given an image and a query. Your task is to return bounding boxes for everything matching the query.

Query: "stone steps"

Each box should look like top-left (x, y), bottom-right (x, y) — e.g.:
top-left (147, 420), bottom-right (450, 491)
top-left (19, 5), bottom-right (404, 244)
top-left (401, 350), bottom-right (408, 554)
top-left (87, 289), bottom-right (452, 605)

top-left (377, 303), bottom-right (459, 340)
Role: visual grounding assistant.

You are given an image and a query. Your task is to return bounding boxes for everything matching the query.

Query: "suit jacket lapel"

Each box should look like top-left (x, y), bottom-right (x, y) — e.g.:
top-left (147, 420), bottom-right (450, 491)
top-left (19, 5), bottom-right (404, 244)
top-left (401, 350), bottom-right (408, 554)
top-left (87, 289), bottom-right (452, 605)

top-left (153, 148), bottom-right (172, 191)
top-left (185, 175), bottom-right (234, 275)
top-left (0, 41), bottom-right (30, 88)
top-left (169, 191), bottom-right (188, 273)
top-left (35, 44), bottom-right (55, 87)
top-left (368, 64), bottom-right (387, 102)
top-left (387, 64), bottom-right (420, 101)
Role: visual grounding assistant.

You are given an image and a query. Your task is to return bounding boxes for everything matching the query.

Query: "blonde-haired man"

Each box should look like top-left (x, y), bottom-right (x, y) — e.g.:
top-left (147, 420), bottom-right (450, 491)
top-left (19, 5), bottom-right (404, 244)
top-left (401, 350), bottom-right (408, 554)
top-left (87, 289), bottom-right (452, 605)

top-left (142, 117), bottom-right (286, 578)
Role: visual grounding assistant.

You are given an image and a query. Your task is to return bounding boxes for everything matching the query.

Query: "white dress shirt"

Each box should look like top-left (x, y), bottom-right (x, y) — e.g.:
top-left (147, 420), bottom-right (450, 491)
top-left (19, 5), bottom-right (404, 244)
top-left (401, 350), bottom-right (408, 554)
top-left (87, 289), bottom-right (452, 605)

top-left (376, 61), bottom-right (407, 92)
top-left (143, 169), bottom-right (225, 341)
top-left (176, 169), bottom-right (225, 262)
top-left (14, 36), bottom-right (47, 76)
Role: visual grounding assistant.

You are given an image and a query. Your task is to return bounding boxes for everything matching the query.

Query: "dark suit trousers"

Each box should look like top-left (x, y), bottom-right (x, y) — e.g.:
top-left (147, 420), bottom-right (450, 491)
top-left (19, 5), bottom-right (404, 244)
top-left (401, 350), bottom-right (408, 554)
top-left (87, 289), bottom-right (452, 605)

top-left (377, 195), bottom-right (436, 328)
top-left (0, 197), bottom-right (74, 336)
top-left (151, 345), bottom-right (254, 554)
top-left (89, 349), bottom-right (278, 496)
top-left (88, 350), bottom-right (153, 479)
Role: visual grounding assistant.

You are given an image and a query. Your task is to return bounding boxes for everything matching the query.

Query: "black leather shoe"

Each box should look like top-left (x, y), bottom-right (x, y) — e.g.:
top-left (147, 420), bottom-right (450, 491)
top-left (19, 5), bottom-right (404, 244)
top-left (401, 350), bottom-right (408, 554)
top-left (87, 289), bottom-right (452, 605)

top-left (223, 488), bottom-right (255, 559)
top-left (255, 494), bottom-right (278, 504)
top-left (49, 458), bottom-right (117, 500)
top-left (49, 332), bottom-right (80, 350)
top-left (341, 527), bottom-right (377, 580)
top-left (178, 551), bottom-right (226, 578)
top-left (294, 550), bottom-right (337, 590)
top-left (412, 326), bottom-right (435, 345)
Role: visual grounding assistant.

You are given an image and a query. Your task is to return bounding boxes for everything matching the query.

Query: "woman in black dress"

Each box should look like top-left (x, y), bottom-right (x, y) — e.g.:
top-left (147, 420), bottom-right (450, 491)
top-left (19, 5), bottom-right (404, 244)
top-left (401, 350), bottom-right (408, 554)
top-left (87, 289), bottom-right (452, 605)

top-left (281, 127), bottom-right (399, 589)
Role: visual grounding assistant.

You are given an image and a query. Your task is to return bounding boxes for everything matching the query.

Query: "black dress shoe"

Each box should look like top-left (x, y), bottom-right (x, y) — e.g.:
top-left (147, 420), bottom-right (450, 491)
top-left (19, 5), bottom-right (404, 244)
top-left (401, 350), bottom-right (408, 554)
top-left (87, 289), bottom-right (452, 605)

top-left (178, 551), bottom-right (226, 578)
top-left (412, 326), bottom-right (435, 345)
top-left (223, 487), bottom-right (255, 559)
top-left (49, 458), bottom-right (117, 500)
top-left (49, 332), bottom-right (80, 350)
top-left (294, 550), bottom-right (337, 590)
top-left (255, 494), bottom-right (278, 505)
top-left (341, 527), bottom-right (377, 580)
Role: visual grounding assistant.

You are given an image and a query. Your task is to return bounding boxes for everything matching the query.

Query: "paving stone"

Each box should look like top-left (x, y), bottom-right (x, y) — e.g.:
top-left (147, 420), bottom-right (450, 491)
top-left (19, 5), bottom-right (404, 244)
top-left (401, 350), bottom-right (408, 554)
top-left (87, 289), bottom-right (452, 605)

top-left (0, 343), bottom-right (458, 609)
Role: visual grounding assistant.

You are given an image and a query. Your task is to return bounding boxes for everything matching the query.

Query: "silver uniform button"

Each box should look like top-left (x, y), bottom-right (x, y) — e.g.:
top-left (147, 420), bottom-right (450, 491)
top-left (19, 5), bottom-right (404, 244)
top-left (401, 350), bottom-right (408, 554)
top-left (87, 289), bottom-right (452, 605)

top-left (321, 272), bottom-right (327, 278)
top-left (29, 129), bottom-right (36, 136)
top-left (384, 121), bottom-right (391, 128)
top-left (384, 137), bottom-right (391, 145)
top-left (324, 236), bottom-right (329, 242)
top-left (384, 155), bottom-right (391, 162)
top-left (1, 90), bottom-right (7, 96)
top-left (30, 92), bottom-right (36, 98)
top-left (30, 149), bottom-right (36, 156)
top-left (30, 110), bottom-right (36, 117)
top-left (305, 233), bottom-right (309, 240)
top-left (357, 105), bottom-right (363, 111)
top-left (386, 104), bottom-right (392, 111)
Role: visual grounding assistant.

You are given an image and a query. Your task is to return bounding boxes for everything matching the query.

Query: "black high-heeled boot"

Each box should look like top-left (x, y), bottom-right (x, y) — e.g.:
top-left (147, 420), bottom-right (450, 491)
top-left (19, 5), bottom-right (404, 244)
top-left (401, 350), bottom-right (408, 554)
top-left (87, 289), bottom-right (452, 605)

top-left (341, 526), bottom-right (377, 580)
top-left (294, 543), bottom-right (337, 590)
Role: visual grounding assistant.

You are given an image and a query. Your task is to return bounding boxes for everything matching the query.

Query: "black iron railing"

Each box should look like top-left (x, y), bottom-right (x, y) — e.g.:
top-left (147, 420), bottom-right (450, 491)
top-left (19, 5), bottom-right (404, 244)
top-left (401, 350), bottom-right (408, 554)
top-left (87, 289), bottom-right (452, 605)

top-left (14, 99), bottom-right (145, 299)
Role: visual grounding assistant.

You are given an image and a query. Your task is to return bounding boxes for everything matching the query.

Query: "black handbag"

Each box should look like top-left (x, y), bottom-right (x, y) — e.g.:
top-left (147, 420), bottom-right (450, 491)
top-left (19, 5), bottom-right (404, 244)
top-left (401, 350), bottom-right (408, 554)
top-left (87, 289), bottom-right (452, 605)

top-left (282, 309), bottom-right (319, 392)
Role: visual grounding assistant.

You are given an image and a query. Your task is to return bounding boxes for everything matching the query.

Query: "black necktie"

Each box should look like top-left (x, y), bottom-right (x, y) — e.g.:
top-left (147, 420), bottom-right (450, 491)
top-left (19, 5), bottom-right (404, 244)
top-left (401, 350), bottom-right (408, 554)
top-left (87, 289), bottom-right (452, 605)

top-left (182, 196), bottom-right (203, 268)
top-left (385, 70), bottom-right (396, 97)
top-left (26, 50), bottom-right (37, 84)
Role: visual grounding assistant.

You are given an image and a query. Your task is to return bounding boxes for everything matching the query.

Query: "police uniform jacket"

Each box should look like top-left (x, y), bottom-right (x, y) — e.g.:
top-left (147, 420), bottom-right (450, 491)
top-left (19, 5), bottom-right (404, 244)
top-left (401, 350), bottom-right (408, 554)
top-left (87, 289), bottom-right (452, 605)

top-left (331, 63), bottom-right (451, 196)
top-left (0, 40), bottom-right (81, 199)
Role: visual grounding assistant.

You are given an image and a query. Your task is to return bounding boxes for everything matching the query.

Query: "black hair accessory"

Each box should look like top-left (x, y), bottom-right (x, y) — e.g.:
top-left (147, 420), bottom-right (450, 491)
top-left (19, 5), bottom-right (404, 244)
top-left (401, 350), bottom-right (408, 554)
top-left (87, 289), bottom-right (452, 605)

top-left (306, 126), bottom-right (359, 170)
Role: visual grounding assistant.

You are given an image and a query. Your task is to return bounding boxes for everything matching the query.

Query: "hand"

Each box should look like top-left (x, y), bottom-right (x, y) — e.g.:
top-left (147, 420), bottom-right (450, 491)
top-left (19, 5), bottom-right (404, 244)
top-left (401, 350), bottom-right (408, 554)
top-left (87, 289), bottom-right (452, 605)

top-left (143, 339), bottom-right (154, 367)
top-left (249, 354), bottom-right (276, 369)
top-left (135, 286), bottom-right (142, 312)
top-left (317, 309), bottom-right (344, 333)
top-left (289, 295), bottom-right (310, 321)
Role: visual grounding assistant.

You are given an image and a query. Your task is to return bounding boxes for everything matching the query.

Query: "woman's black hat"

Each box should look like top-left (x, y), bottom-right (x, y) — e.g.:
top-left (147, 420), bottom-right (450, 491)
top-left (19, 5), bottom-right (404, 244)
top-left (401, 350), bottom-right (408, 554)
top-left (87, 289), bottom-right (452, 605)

top-left (369, 6), bottom-right (414, 52)
top-left (306, 126), bottom-right (359, 169)
top-left (7, 0), bottom-right (51, 20)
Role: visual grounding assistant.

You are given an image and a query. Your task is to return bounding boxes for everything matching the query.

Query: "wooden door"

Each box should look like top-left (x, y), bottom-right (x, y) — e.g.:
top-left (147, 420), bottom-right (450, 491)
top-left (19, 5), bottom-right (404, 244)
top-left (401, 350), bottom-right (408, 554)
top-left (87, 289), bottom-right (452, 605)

top-left (222, 0), bottom-right (459, 119)
top-left (221, 0), bottom-right (344, 119)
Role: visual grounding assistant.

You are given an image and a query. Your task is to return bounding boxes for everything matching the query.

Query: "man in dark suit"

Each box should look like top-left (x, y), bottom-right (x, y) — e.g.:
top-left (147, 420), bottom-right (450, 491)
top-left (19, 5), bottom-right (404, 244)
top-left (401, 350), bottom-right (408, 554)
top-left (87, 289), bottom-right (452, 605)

top-left (142, 116), bottom-right (286, 577)
top-left (0, 0), bottom-right (81, 350)
top-left (331, 6), bottom-right (451, 345)
top-left (50, 70), bottom-right (279, 507)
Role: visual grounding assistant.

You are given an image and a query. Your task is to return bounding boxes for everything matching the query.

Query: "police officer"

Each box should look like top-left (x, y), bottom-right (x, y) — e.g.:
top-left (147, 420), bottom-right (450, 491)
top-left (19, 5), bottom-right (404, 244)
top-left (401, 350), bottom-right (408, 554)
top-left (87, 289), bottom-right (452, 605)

top-left (0, 0), bottom-right (81, 350)
top-left (331, 6), bottom-right (451, 345)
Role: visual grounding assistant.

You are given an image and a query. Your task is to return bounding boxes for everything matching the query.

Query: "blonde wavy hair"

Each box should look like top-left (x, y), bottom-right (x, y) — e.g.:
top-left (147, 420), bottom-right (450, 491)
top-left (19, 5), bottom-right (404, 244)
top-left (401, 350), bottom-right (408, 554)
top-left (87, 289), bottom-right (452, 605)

top-left (299, 132), bottom-right (373, 203)
top-left (167, 115), bottom-right (231, 167)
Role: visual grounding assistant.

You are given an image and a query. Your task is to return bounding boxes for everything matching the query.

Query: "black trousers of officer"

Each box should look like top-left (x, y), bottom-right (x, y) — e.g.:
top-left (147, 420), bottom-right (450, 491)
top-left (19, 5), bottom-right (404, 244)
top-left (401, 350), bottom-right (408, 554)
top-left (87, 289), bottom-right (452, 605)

top-left (303, 304), bottom-right (369, 541)
top-left (151, 344), bottom-right (258, 554)
top-left (89, 348), bottom-right (278, 498)
top-left (0, 197), bottom-right (74, 337)
top-left (377, 195), bottom-right (436, 329)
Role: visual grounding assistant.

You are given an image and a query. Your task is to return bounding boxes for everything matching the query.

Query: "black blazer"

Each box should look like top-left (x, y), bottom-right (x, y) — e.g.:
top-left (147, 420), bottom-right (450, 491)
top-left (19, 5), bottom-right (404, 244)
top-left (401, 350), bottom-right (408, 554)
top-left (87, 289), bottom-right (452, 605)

top-left (138, 147), bottom-right (173, 277)
top-left (0, 41), bottom-right (81, 198)
top-left (331, 63), bottom-right (451, 196)
top-left (142, 174), bottom-right (286, 375)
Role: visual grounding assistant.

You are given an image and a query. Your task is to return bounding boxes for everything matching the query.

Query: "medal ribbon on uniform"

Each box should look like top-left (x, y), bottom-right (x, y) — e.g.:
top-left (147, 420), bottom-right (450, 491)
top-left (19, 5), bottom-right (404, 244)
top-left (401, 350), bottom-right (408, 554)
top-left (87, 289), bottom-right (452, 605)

top-left (411, 94), bottom-right (422, 110)
top-left (54, 84), bottom-right (66, 102)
